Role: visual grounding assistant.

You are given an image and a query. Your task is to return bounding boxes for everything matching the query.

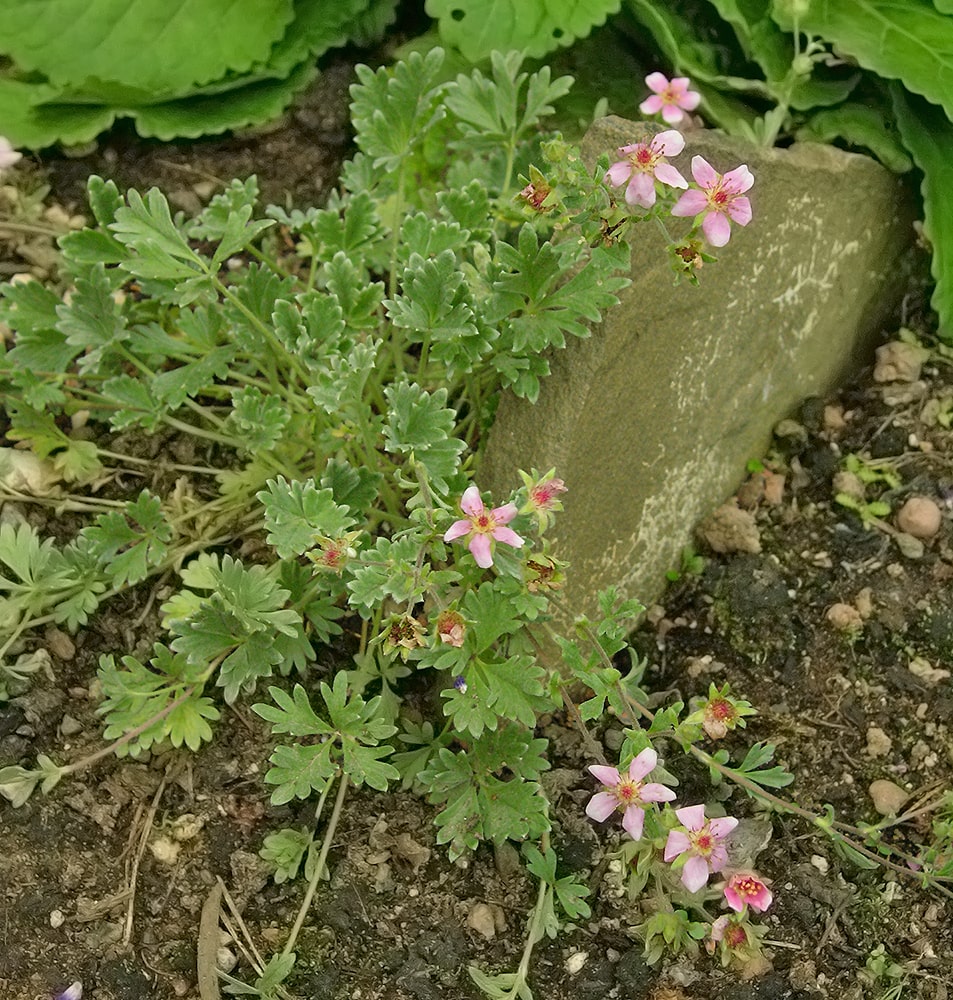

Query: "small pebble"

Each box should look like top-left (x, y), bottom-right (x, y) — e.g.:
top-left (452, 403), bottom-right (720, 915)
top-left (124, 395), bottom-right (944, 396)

top-left (908, 657), bottom-right (951, 686)
top-left (565, 951), bottom-right (588, 975)
top-left (826, 603), bottom-right (863, 633)
top-left (466, 902), bottom-right (498, 939)
top-left (49, 909), bottom-right (65, 928)
top-left (810, 855), bottom-right (829, 875)
top-left (869, 779), bottom-right (909, 816)
top-left (865, 726), bottom-right (892, 758)
top-left (896, 497), bottom-right (942, 539)
top-left (698, 502), bottom-right (761, 554)
top-left (873, 340), bottom-right (928, 383)
top-left (59, 714), bottom-right (83, 737)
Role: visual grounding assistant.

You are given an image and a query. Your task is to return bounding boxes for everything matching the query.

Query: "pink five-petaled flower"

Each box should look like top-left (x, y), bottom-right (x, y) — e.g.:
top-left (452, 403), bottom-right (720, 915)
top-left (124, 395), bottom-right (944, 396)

top-left (671, 156), bottom-right (754, 247)
top-left (444, 485), bottom-right (523, 569)
top-left (586, 748), bottom-right (676, 840)
top-left (724, 872), bottom-right (773, 913)
top-left (640, 72), bottom-right (701, 125)
top-left (664, 804), bottom-right (739, 891)
top-left (604, 131), bottom-right (688, 209)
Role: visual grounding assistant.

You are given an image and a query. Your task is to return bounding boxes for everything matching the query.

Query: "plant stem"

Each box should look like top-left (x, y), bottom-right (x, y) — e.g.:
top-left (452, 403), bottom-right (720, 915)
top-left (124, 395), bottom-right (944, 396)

top-left (281, 772), bottom-right (348, 959)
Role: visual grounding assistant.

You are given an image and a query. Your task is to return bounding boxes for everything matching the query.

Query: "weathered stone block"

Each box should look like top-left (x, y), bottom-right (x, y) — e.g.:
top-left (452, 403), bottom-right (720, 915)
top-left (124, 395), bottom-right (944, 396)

top-left (483, 116), bottom-right (916, 621)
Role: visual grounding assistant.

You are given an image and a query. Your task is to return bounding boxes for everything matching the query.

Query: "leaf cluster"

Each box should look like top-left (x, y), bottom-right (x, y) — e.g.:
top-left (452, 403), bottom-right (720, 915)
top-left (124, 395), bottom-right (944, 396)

top-left (0, 0), bottom-right (399, 147)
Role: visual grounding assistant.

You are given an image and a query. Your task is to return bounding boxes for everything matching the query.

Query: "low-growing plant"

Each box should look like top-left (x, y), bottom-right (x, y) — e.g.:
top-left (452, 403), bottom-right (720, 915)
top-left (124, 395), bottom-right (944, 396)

top-left (1, 54), bottom-right (949, 998)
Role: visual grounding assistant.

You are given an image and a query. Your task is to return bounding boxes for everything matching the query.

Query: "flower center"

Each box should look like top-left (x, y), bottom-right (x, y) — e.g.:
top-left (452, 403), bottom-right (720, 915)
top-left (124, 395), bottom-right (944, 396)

top-left (691, 828), bottom-right (714, 856)
top-left (474, 513), bottom-right (495, 533)
top-left (710, 186), bottom-right (729, 207)
top-left (614, 778), bottom-right (642, 807)
top-left (735, 876), bottom-right (758, 896)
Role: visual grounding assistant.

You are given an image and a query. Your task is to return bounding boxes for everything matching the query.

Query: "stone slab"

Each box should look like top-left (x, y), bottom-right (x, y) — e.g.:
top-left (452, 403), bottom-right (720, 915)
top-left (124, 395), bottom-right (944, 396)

top-left (482, 116), bottom-right (916, 623)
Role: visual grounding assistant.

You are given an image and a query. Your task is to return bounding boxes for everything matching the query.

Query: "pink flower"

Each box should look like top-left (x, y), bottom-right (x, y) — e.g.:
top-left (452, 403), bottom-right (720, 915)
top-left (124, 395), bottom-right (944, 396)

top-left (723, 872), bottom-right (773, 912)
top-left (671, 156), bottom-right (754, 247)
top-left (640, 73), bottom-right (701, 125)
top-left (664, 804), bottom-right (738, 891)
top-left (585, 748), bottom-right (676, 840)
top-left (0, 137), bottom-right (22, 172)
top-left (444, 485), bottom-right (523, 568)
top-left (604, 131), bottom-right (688, 209)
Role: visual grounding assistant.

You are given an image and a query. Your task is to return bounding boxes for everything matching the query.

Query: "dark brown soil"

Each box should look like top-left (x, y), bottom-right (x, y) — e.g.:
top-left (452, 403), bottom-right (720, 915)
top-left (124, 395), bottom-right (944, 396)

top-left (1, 53), bottom-right (952, 1000)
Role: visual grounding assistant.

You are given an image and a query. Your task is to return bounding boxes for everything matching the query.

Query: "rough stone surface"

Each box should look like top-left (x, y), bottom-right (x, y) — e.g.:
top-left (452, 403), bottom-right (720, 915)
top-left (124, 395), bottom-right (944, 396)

top-left (483, 116), bottom-right (916, 623)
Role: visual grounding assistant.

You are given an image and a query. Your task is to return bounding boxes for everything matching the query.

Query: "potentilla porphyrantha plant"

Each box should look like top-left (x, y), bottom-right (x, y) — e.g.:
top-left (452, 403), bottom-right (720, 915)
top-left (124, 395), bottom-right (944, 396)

top-left (1, 52), bottom-right (948, 999)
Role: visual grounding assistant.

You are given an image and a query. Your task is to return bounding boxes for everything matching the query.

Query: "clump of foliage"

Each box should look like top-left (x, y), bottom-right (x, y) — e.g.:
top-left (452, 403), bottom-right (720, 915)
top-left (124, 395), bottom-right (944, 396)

top-left (0, 0), bottom-right (399, 145)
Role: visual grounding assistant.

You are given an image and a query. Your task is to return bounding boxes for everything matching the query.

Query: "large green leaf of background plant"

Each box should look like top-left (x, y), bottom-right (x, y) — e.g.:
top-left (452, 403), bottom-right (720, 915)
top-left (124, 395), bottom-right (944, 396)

top-left (0, 0), bottom-right (295, 93)
top-left (891, 86), bottom-right (953, 339)
top-left (779, 0), bottom-right (953, 122)
top-left (425, 0), bottom-right (622, 62)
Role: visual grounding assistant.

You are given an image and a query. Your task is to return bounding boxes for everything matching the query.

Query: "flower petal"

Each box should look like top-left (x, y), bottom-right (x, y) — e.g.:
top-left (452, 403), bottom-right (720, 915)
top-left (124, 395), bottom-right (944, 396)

top-left (644, 71), bottom-right (670, 94)
top-left (671, 76), bottom-right (692, 92)
top-left (460, 485), bottom-right (484, 518)
top-left (491, 525), bottom-right (523, 548)
top-left (748, 885), bottom-right (774, 912)
top-left (690, 155), bottom-right (719, 188)
top-left (586, 791), bottom-right (619, 822)
top-left (627, 747), bottom-right (658, 781)
top-left (723, 164), bottom-right (754, 193)
top-left (605, 161), bottom-right (633, 187)
top-left (661, 104), bottom-right (684, 124)
top-left (588, 764), bottom-right (622, 786)
top-left (670, 189), bottom-right (708, 217)
top-left (726, 196), bottom-right (752, 226)
top-left (626, 172), bottom-right (656, 208)
top-left (640, 781), bottom-right (677, 803)
top-left (675, 804), bottom-right (706, 830)
top-left (654, 129), bottom-right (685, 155)
top-left (702, 211), bottom-right (731, 247)
top-left (443, 519), bottom-right (472, 542)
top-left (681, 855), bottom-right (711, 892)
top-left (708, 816), bottom-right (739, 839)
top-left (622, 804), bottom-right (646, 841)
top-left (654, 163), bottom-right (688, 189)
top-left (490, 502), bottom-right (518, 524)
top-left (664, 829), bottom-right (690, 861)
top-left (724, 885), bottom-right (745, 912)
top-left (639, 95), bottom-right (664, 115)
top-left (469, 534), bottom-right (493, 568)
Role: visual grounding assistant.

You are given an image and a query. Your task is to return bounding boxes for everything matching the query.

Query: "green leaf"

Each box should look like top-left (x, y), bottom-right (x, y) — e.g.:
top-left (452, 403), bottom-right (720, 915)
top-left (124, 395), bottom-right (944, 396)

top-left (263, 742), bottom-right (336, 804)
top-left (383, 381), bottom-right (466, 492)
top-left (253, 684), bottom-right (333, 737)
top-left (257, 476), bottom-right (356, 559)
top-left (170, 556), bottom-right (302, 702)
top-left (0, 0), bottom-right (294, 94)
top-left (444, 50), bottom-right (573, 148)
top-left (702, 0), bottom-right (791, 83)
top-left (427, 0), bottom-right (622, 61)
top-left (350, 48), bottom-right (447, 170)
top-left (227, 386), bottom-right (292, 452)
top-left (797, 103), bottom-right (913, 172)
top-left (419, 726), bottom-right (550, 860)
top-left (55, 263), bottom-right (128, 374)
top-left (0, 78), bottom-right (117, 148)
top-left (83, 489), bottom-right (173, 587)
top-left (110, 188), bottom-right (208, 281)
top-left (891, 86), bottom-right (953, 340)
top-left (779, 0), bottom-right (953, 123)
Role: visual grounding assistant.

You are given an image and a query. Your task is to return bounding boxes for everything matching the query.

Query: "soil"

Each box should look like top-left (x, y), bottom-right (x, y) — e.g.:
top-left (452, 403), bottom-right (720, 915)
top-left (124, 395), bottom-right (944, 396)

top-left (1, 50), bottom-right (952, 1000)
